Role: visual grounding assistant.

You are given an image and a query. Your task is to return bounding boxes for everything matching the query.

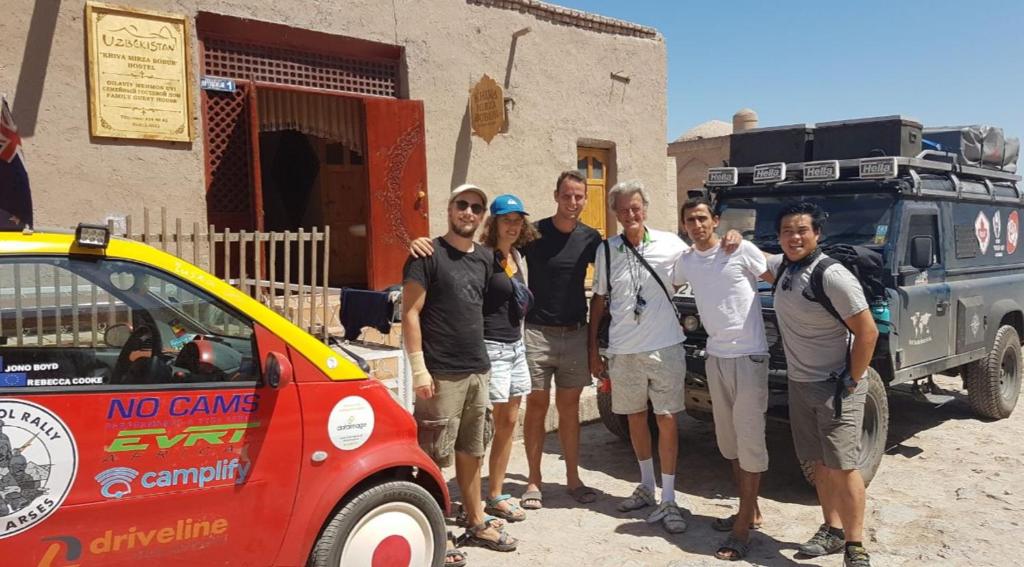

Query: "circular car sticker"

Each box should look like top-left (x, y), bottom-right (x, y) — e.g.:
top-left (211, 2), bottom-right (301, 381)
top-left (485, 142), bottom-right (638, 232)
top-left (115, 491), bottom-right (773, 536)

top-left (327, 396), bottom-right (375, 451)
top-left (0, 399), bottom-right (78, 539)
top-left (976, 211), bottom-right (991, 255)
top-left (1008, 211), bottom-right (1019, 255)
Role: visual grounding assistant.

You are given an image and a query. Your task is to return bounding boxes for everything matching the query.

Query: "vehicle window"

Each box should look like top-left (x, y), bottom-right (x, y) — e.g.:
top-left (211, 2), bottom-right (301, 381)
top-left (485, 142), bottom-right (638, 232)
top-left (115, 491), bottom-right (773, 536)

top-left (0, 257), bottom-right (258, 390)
top-left (716, 193), bottom-right (895, 250)
top-left (903, 214), bottom-right (940, 267)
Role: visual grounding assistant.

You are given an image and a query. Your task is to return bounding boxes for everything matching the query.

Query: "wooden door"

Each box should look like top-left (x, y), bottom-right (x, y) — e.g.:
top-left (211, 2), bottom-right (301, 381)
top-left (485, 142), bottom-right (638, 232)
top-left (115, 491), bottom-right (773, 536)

top-left (203, 79), bottom-right (264, 231)
top-left (578, 147), bottom-right (610, 285)
top-left (319, 140), bottom-right (369, 287)
top-left (363, 99), bottom-right (430, 290)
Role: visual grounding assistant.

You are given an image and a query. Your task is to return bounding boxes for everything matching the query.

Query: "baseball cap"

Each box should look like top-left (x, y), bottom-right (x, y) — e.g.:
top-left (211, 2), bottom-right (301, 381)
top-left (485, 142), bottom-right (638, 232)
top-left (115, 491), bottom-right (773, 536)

top-left (490, 194), bottom-right (529, 216)
top-left (449, 184), bottom-right (488, 207)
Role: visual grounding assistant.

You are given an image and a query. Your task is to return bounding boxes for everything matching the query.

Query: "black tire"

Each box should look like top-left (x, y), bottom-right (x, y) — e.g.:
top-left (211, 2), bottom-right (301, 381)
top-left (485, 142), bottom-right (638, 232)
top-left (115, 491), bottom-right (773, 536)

top-left (597, 387), bottom-right (630, 441)
top-left (965, 324), bottom-right (1022, 420)
top-left (308, 480), bottom-right (446, 567)
top-left (799, 368), bottom-right (889, 488)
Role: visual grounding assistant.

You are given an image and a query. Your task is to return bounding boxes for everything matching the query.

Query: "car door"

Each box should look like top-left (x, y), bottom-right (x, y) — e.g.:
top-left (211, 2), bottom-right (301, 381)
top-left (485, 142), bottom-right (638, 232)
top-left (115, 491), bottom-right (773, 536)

top-left (1, 255), bottom-right (301, 567)
top-left (895, 207), bottom-right (952, 368)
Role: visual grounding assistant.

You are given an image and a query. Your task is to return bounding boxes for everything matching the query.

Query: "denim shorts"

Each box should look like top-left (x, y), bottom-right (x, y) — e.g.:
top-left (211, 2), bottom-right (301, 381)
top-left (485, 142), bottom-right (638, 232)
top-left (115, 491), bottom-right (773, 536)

top-left (485, 339), bottom-right (531, 403)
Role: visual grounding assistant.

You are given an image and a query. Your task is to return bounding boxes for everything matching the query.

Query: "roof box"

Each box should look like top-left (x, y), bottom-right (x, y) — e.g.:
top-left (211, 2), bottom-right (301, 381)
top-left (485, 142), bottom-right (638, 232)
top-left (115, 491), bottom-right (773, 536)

top-left (729, 124), bottom-right (813, 167)
top-left (813, 115), bottom-right (922, 161)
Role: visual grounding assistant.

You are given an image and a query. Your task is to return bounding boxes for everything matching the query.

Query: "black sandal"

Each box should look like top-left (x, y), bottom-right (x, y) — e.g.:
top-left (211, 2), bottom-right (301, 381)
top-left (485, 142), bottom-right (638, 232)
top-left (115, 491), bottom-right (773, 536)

top-left (715, 535), bottom-right (750, 561)
top-left (464, 523), bottom-right (518, 552)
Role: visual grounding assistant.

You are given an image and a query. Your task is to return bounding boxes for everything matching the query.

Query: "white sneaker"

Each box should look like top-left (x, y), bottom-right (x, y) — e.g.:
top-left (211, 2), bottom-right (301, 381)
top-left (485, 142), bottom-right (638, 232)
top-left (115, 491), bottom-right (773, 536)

top-left (617, 484), bottom-right (657, 512)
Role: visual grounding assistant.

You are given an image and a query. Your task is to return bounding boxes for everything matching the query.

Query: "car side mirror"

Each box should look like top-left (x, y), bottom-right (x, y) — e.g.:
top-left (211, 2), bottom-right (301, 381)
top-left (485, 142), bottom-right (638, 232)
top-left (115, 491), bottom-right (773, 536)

top-left (910, 236), bottom-right (934, 271)
top-left (264, 351), bottom-right (293, 389)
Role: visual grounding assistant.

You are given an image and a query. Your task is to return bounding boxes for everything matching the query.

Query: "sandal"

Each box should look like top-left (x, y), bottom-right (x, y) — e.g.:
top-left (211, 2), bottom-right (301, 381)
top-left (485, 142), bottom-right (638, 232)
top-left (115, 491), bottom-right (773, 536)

top-left (520, 489), bottom-right (543, 510)
top-left (464, 522), bottom-right (518, 552)
top-left (711, 513), bottom-right (763, 532)
top-left (715, 535), bottom-right (750, 561)
top-left (568, 484), bottom-right (597, 504)
top-left (454, 502), bottom-right (507, 529)
top-left (445, 532), bottom-right (467, 567)
top-left (485, 494), bottom-right (526, 522)
top-left (647, 501), bottom-right (687, 534)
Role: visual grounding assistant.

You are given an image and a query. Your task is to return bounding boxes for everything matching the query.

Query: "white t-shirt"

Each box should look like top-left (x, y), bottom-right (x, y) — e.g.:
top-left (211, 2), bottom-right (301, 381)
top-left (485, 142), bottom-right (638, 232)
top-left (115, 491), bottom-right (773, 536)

top-left (673, 240), bottom-right (769, 358)
top-left (593, 228), bottom-right (687, 355)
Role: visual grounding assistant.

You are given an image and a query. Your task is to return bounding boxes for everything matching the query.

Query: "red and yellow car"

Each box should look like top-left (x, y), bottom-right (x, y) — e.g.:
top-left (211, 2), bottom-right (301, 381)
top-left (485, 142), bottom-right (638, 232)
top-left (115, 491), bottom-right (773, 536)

top-left (0, 225), bottom-right (448, 566)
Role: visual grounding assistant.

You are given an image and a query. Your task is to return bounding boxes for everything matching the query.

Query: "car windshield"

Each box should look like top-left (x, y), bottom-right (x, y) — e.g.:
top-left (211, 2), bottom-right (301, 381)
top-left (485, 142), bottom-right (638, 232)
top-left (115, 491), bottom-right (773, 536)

top-left (716, 193), bottom-right (895, 252)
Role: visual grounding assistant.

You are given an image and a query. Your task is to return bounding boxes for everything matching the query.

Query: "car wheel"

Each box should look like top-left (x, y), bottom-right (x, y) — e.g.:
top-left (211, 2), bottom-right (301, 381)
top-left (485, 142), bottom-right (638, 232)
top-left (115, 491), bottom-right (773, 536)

top-left (965, 324), bottom-right (1022, 420)
top-left (799, 368), bottom-right (889, 488)
top-left (308, 480), bottom-right (445, 567)
top-left (597, 386), bottom-right (630, 441)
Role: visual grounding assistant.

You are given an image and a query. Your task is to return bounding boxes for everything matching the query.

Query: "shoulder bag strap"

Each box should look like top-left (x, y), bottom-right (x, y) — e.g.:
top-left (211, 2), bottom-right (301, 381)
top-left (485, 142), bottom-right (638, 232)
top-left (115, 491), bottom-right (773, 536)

top-left (622, 237), bottom-right (674, 307)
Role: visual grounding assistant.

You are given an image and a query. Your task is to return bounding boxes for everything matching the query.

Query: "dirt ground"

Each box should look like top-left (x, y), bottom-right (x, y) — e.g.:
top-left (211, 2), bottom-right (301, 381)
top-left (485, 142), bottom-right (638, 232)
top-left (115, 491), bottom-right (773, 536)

top-left (444, 374), bottom-right (1023, 566)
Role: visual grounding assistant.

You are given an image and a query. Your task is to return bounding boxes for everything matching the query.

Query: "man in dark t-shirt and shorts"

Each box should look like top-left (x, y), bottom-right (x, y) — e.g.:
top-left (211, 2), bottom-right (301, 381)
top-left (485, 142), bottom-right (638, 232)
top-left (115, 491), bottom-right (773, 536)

top-left (520, 170), bottom-right (602, 508)
top-left (403, 184), bottom-right (517, 554)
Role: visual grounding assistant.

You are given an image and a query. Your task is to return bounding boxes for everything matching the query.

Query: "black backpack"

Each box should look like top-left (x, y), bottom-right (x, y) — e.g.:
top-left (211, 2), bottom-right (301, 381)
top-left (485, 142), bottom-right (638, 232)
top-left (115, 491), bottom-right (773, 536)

top-left (773, 244), bottom-right (884, 330)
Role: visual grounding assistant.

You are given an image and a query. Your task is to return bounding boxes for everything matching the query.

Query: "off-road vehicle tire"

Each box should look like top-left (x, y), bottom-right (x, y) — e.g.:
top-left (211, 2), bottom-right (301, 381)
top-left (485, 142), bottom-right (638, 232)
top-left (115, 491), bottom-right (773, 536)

top-left (308, 480), bottom-right (445, 567)
top-left (597, 388), bottom-right (660, 442)
top-left (965, 324), bottom-right (1022, 420)
top-left (799, 367), bottom-right (889, 488)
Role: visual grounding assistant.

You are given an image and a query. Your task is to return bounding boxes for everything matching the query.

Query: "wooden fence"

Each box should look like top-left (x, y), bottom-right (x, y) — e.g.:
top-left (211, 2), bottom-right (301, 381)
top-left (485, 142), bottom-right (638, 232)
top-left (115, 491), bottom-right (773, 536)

top-left (115, 207), bottom-right (335, 340)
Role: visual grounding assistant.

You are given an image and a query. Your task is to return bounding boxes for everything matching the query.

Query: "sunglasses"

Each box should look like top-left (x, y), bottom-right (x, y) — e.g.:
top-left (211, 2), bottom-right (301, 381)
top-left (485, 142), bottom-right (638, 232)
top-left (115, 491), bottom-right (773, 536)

top-left (454, 200), bottom-right (485, 215)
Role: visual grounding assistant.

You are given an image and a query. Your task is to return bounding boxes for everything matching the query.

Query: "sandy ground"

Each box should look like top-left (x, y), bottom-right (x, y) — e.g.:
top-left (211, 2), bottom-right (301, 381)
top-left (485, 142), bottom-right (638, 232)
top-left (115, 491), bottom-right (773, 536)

top-left (442, 374), bottom-right (1023, 566)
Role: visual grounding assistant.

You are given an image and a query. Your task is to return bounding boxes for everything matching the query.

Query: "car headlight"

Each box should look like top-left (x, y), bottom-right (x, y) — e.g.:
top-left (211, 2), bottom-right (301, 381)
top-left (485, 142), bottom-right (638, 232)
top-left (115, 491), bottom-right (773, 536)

top-left (682, 315), bottom-right (701, 332)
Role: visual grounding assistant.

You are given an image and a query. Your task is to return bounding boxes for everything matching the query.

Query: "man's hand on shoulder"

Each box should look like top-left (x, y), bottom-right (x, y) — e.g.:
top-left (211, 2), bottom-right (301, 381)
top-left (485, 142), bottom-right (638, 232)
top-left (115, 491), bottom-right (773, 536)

top-left (409, 237), bottom-right (434, 258)
top-left (722, 229), bottom-right (744, 254)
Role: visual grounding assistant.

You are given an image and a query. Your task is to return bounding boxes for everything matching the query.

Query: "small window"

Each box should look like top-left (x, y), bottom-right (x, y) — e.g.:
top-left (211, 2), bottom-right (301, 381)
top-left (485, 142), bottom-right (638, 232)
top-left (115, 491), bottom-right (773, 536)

top-left (903, 214), bottom-right (940, 267)
top-left (592, 158), bottom-right (604, 180)
top-left (0, 257), bottom-right (259, 391)
top-left (577, 158), bottom-right (588, 174)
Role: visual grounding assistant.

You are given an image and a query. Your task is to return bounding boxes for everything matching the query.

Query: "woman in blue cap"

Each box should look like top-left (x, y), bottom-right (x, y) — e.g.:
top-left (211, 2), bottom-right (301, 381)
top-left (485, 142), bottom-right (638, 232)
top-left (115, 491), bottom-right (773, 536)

top-left (478, 193), bottom-right (539, 524)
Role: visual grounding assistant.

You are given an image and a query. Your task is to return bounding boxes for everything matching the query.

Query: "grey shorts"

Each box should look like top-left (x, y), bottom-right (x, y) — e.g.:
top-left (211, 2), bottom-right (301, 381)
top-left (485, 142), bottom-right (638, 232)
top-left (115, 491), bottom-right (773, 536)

top-left (607, 344), bottom-right (686, 415)
top-left (485, 339), bottom-right (531, 403)
top-left (413, 372), bottom-right (492, 467)
top-left (707, 354), bottom-right (770, 473)
top-left (788, 377), bottom-right (869, 471)
top-left (524, 323), bottom-right (593, 390)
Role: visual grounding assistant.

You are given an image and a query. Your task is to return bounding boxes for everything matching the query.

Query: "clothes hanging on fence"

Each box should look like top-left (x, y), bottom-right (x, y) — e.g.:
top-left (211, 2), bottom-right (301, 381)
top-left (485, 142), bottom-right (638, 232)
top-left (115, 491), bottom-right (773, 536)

top-left (340, 288), bottom-right (394, 341)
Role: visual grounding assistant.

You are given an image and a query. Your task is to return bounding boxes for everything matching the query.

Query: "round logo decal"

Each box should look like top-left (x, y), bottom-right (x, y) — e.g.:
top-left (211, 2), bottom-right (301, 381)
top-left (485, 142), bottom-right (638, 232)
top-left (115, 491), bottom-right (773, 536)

top-left (976, 211), bottom-right (991, 255)
top-left (327, 396), bottom-right (375, 451)
top-left (0, 399), bottom-right (77, 539)
top-left (1008, 211), bottom-right (1020, 255)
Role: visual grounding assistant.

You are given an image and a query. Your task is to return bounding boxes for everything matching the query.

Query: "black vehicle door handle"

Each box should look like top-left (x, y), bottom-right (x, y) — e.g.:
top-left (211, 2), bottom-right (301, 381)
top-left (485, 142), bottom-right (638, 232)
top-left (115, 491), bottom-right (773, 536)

top-left (936, 300), bottom-right (950, 315)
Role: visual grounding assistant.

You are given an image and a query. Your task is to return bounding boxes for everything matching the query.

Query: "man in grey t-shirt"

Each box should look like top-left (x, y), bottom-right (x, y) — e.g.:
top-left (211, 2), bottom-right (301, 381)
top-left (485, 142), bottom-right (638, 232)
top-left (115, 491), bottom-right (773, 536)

top-left (766, 202), bottom-right (879, 567)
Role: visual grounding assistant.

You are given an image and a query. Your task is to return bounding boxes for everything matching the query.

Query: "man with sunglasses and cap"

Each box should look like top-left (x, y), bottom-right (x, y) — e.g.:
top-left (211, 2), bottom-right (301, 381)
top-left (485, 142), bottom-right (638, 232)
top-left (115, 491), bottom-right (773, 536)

top-left (403, 184), bottom-right (518, 560)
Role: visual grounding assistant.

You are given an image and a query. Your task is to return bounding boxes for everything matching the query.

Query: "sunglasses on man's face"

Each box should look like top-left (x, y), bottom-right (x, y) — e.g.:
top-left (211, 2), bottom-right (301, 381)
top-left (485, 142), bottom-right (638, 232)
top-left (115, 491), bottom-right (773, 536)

top-left (454, 200), bottom-right (485, 215)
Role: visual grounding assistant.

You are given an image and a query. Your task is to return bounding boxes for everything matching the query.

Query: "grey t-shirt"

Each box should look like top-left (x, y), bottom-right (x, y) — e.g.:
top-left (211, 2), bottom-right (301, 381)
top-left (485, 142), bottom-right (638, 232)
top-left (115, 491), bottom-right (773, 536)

top-left (767, 253), bottom-right (869, 382)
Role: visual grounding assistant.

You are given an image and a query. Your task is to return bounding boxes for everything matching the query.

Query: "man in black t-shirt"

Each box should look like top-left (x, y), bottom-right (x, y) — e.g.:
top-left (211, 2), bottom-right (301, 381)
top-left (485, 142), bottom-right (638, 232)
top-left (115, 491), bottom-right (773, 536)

top-left (403, 184), bottom-right (517, 553)
top-left (519, 169), bottom-right (602, 509)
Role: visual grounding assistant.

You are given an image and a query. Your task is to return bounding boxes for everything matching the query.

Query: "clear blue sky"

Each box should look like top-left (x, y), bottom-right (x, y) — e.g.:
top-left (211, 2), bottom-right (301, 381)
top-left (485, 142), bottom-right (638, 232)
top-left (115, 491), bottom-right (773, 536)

top-left (557, 0), bottom-right (1023, 143)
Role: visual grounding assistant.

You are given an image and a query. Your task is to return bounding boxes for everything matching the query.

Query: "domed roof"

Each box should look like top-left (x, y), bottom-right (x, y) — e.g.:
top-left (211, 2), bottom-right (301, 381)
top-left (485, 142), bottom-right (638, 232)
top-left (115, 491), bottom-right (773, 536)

top-left (733, 108), bottom-right (758, 119)
top-left (674, 119), bottom-right (732, 142)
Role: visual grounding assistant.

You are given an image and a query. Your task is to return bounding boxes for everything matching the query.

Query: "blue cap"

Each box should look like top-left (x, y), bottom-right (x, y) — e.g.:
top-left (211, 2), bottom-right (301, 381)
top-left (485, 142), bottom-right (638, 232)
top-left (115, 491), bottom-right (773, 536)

top-left (490, 194), bottom-right (529, 216)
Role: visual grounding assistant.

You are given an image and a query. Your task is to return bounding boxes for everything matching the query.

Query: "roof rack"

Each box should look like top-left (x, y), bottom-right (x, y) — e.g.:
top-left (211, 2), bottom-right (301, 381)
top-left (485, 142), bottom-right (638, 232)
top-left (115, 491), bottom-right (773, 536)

top-left (705, 152), bottom-right (1022, 204)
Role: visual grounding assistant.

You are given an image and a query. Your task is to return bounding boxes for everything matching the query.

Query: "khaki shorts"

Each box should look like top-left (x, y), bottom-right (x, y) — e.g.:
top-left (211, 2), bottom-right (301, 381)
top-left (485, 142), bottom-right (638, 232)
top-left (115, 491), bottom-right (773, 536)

top-left (607, 344), bottom-right (686, 415)
top-left (414, 372), bottom-right (492, 468)
top-left (524, 323), bottom-right (593, 390)
top-left (788, 377), bottom-right (868, 471)
top-left (707, 355), bottom-right (770, 473)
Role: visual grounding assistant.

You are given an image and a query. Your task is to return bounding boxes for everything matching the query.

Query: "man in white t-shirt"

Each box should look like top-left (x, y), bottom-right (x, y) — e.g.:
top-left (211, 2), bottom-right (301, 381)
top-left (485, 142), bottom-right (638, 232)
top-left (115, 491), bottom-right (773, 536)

top-left (673, 197), bottom-right (772, 561)
top-left (587, 180), bottom-right (689, 534)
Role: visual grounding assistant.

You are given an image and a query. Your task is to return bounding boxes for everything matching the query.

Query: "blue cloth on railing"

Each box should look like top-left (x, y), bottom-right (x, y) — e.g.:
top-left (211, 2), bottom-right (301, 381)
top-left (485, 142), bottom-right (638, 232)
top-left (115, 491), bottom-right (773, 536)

top-left (341, 288), bottom-right (393, 341)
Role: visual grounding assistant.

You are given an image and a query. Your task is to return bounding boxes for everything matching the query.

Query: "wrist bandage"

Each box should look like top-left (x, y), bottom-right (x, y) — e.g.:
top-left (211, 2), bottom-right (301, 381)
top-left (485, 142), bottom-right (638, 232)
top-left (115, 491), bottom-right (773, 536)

top-left (409, 351), bottom-right (432, 389)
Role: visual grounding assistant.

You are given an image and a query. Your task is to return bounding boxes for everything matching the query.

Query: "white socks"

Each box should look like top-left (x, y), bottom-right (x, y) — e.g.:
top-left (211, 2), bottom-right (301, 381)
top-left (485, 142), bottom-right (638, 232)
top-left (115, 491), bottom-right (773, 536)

top-left (639, 458), bottom-right (656, 492)
top-left (661, 473), bottom-right (676, 504)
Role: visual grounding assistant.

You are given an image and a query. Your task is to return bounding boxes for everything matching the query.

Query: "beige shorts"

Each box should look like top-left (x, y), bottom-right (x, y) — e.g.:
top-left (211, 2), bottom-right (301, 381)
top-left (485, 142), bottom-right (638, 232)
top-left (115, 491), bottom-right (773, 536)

top-left (607, 344), bottom-right (686, 415)
top-left (706, 354), bottom-right (770, 473)
top-left (524, 323), bottom-right (593, 390)
top-left (788, 377), bottom-right (868, 471)
top-left (413, 372), bottom-right (492, 468)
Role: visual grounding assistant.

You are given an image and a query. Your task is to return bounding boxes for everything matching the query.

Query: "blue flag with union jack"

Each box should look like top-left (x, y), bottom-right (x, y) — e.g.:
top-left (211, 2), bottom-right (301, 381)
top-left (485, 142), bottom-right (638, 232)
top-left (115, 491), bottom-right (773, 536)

top-left (0, 95), bottom-right (33, 230)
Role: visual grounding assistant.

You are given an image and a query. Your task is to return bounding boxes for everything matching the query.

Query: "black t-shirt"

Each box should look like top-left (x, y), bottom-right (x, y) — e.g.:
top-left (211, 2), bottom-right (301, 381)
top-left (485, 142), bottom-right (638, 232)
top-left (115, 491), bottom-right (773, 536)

top-left (483, 251), bottom-right (526, 343)
top-left (402, 237), bottom-right (493, 374)
top-left (522, 217), bottom-right (601, 326)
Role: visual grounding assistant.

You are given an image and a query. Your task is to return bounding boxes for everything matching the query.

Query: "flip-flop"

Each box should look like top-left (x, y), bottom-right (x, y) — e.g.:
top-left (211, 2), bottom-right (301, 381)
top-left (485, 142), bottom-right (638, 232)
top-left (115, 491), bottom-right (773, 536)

top-left (445, 532), bottom-right (468, 567)
top-left (715, 535), bottom-right (751, 561)
top-left (520, 489), bottom-right (543, 510)
top-left (568, 485), bottom-right (597, 504)
top-left (485, 494), bottom-right (526, 522)
top-left (711, 514), bottom-right (763, 532)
